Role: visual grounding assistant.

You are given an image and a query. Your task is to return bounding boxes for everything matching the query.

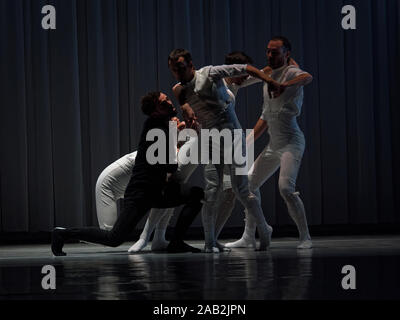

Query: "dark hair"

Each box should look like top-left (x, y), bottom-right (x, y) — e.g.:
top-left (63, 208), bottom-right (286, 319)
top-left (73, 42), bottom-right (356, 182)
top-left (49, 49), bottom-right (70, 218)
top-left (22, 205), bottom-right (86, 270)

top-left (141, 91), bottom-right (160, 116)
top-left (168, 48), bottom-right (192, 64)
top-left (225, 51), bottom-right (254, 65)
top-left (270, 36), bottom-right (292, 52)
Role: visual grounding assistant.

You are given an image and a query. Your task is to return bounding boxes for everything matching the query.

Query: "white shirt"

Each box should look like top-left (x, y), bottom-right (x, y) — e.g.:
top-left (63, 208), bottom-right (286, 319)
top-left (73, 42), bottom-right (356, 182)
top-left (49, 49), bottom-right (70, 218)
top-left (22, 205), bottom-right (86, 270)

top-left (179, 64), bottom-right (248, 129)
top-left (261, 64), bottom-right (307, 120)
top-left (260, 64), bottom-right (307, 149)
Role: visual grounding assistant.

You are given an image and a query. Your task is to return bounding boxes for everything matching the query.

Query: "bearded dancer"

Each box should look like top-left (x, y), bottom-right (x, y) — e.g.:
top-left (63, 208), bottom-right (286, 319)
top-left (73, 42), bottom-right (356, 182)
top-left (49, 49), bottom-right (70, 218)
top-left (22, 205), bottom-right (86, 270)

top-left (51, 92), bottom-right (204, 256)
top-left (226, 36), bottom-right (313, 249)
top-left (167, 49), bottom-right (283, 252)
top-left (96, 118), bottom-right (191, 252)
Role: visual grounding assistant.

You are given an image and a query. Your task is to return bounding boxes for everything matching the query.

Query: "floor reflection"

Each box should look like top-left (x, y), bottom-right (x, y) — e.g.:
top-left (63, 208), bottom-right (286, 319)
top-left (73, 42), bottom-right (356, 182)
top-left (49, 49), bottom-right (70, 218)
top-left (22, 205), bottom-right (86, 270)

top-left (1, 236), bottom-right (400, 300)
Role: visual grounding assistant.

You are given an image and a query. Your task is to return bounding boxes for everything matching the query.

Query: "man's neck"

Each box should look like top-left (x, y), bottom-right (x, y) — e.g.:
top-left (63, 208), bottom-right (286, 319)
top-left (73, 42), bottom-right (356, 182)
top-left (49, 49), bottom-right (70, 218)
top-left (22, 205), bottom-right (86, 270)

top-left (181, 70), bottom-right (195, 85)
top-left (271, 62), bottom-right (288, 71)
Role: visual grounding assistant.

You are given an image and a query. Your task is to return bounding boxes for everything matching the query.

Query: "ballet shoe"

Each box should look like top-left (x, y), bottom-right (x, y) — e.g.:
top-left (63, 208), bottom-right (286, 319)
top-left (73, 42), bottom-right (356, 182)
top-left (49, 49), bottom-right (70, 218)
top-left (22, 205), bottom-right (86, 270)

top-left (297, 239), bottom-right (313, 249)
top-left (257, 225), bottom-right (273, 251)
top-left (216, 241), bottom-right (231, 252)
top-left (225, 237), bottom-right (257, 249)
top-left (128, 239), bottom-right (148, 253)
top-left (204, 246), bottom-right (220, 253)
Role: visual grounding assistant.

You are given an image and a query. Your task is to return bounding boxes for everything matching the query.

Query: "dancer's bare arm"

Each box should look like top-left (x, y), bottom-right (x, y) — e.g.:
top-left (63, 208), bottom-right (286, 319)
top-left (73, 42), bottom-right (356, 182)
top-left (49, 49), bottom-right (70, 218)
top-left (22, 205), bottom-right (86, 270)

top-left (245, 65), bottom-right (281, 98)
top-left (172, 84), bottom-right (197, 128)
top-left (209, 64), bottom-right (281, 98)
top-left (283, 72), bottom-right (313, 88)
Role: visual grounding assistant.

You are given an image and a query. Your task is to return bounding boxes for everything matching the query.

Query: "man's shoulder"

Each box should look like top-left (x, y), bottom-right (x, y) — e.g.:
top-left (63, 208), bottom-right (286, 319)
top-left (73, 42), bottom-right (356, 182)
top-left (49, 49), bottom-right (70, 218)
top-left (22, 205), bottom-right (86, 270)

top-left (197, 65), bottom-right (212, 75)
top-left (285, 65), bottom-right (306, 76)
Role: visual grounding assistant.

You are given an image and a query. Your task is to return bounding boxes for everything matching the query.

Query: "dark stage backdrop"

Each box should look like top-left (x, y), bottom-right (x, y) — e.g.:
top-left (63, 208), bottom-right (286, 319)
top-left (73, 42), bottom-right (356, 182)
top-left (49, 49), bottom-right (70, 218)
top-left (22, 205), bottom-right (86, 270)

top-left (0, 0), bottom-right (399, 233)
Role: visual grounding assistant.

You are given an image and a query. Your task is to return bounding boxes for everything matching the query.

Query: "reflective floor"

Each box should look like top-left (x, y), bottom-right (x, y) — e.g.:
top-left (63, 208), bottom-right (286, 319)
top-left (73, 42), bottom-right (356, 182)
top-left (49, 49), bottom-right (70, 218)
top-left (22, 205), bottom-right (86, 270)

top-left (1, 235), bottom-right (399, 300)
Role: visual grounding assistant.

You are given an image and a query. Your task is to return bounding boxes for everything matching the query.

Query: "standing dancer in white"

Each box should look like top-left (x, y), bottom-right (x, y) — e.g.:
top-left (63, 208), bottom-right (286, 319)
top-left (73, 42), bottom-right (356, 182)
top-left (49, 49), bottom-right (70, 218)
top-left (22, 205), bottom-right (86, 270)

top-left (212, 52), bottom-right (262, 248)
top-left (168, 49), bottom-right (283, 252)
top-left (225, 36), bottom-right (313, 249)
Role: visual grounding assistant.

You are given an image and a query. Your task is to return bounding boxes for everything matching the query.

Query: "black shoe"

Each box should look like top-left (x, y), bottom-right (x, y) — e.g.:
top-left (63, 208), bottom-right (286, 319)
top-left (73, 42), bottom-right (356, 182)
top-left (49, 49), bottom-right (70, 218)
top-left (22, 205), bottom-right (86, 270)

top-left (167, 241), bottom-right (201, 253)
top-left (51, 227), bottom-right (67, 256)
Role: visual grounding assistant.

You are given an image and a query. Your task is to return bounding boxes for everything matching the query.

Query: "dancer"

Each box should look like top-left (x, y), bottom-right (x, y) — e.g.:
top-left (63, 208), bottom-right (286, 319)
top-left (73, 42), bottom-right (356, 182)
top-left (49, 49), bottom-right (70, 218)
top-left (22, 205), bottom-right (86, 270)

top-left (168, 48), bottom-right (282, 252)
top-left (130, 51), bottom-right (258, 252)
top-left (51, 92), bottom-right (204, 256)
top-left (95, 117), bottom-right (185, 252)
top-left (225, 36), bottom-right (313, 249)
top-left (211, 51), bottom-right (262, 248)
top-left (133, 53), bottom-right (300, 251)
top-left (215, 53), bottom-right (299, 248)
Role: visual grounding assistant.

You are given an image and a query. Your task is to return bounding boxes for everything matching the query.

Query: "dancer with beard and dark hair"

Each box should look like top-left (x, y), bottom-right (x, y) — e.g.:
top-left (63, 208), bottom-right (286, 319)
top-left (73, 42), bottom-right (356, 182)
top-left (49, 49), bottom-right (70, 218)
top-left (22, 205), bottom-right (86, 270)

top-left (51, 92), bottom-right (204, 256)
top-left (167, 48), bottom-right (283, 252)
top-left (226, 36), bottom-right (313, 249)
top-left (95, 117), bottom-right (188, 252)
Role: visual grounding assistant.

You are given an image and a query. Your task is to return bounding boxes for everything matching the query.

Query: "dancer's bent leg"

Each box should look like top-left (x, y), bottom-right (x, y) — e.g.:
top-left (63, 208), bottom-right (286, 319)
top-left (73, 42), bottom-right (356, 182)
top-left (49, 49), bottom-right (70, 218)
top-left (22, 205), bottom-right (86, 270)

top-left (202, 163), bottom-right (224, 253)
top-left (278, 151), bottom-right (312, 249)
top-left (226, 148), bottom-right (279, 248)
top-left (128, 208), bottom-right (172, 252)
top-left (152, 209), bottom-right (174, 251)
top-left (160, 183), bottom-right (204, 253)
top-left (52, 196), bottom-right (151, 256)
top-left (214, 188), bottom-right (235, 251)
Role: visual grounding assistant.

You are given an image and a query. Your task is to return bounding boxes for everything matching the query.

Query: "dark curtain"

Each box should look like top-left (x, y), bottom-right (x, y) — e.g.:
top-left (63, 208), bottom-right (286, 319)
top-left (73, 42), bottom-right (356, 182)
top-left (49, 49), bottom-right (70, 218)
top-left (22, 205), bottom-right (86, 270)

top-left (0, 0), bottom-right (399, 232)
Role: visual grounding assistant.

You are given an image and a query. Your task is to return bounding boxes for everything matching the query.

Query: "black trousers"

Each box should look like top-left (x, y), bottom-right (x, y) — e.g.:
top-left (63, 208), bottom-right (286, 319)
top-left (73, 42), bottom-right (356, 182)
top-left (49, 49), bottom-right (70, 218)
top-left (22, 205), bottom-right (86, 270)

top-left (64, 181), bottom-right (204, 247)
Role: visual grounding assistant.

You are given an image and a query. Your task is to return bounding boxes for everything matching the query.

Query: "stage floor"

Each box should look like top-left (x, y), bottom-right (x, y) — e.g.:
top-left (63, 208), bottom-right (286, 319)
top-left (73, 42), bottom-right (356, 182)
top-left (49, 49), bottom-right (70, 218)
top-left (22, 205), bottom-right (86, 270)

top-left (1, 235), bottom-right (399, 300)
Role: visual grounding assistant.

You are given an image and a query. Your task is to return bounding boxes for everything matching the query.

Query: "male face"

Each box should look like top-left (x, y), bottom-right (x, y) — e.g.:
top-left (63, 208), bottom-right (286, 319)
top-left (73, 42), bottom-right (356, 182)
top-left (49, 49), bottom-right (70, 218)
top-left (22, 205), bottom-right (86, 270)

top-left (267, 40), bottom-right (289, 69)
top-left (154, 93), bottom-right (177, 118)
top-left (168, 56), bottom-right (194, 83)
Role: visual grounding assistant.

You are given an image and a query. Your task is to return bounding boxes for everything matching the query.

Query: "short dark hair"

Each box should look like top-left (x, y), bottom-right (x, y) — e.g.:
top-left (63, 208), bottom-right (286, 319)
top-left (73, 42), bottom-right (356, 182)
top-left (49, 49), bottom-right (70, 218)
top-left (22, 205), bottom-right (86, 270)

top-left (225, 51), bottom-right (253, 65)
top-left (270, 36), bottom-right (292, 52)
top-left (141, 91), bottom-right (160, 116)
top-left (168, 48), bottom-right (192, 65)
